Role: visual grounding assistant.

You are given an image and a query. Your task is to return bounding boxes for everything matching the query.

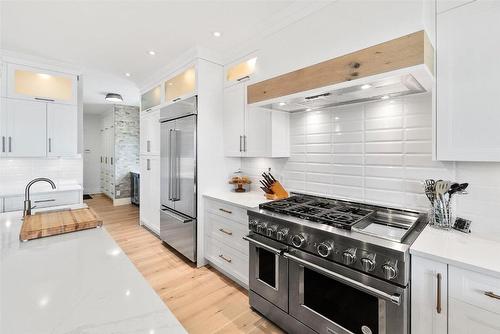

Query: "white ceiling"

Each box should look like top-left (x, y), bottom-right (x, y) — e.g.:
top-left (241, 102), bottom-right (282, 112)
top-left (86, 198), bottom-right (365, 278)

top-left (0, 0), bottom-right (322, 112)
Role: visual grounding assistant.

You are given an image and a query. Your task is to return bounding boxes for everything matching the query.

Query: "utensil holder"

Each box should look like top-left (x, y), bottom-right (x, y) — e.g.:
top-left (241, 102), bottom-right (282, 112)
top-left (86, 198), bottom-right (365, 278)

top-left (430, 196), bottom-right (453, 230)
top-left (265, 181), bottom-right (289, 200)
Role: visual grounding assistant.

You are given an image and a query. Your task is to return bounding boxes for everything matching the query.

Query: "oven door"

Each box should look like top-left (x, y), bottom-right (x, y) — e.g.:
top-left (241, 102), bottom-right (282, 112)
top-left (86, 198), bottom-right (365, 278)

top-left (244, 234), bottom-right (289, 312)
top-left (286, 249), bottom-right (408, 334)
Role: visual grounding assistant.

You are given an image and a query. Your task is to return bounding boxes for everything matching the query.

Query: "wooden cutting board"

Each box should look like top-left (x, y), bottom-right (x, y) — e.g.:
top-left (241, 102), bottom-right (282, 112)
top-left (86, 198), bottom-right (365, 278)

top-left (20, 208), bottom-right (103, 242)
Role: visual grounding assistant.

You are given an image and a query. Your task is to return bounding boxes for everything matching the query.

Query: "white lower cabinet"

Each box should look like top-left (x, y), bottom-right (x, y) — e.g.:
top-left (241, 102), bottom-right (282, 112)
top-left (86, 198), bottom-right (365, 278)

top-left (411, 256), bottom-right (448, 334)
top-left (139, 156), bottom-right (160, 233)
top-left (412, 255), bottom-right (500, 334)
top-left (204, 198), bottom-right (250, 287)
top-left (2, 190), bottom-right (81, 212)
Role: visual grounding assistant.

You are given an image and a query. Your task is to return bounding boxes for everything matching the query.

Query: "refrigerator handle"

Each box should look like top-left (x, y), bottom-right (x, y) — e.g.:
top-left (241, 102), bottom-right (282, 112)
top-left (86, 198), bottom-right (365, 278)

top-left (168, 129), bottom-right (173, 201)
top-left (172, 129), bottom-right (180, 201)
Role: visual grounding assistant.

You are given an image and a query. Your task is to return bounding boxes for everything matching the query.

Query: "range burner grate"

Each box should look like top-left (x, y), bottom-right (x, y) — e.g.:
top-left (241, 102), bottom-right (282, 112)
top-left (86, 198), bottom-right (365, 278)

top-left (259, 195), bottom-right (374, 229)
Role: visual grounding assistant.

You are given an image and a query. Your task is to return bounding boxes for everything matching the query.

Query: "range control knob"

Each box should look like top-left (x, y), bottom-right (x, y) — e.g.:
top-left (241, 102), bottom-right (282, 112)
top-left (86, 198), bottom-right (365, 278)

top-left (249, 219), bottom-right (258, 231)
top-left (276, 228), bottom-right (289, 241)
top-left (256, 222), bottom-right (268, 234)
top-left (266, 225), bottom-right (278, 238)
top-left (361, 254), bottom-right (376, 272)
top-left (317, 241), bottom-right (334, 258)
top-left (342, 248), bottom-right (357, 265)
top-left (291, 234), bottom-right (306, 248)
top-left (382, 262), bottom-right (398, 280)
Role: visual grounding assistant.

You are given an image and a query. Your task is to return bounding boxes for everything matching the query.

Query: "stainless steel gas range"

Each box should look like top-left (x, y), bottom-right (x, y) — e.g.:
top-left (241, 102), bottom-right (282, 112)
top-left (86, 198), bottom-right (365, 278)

top-left (244, 193), bottom-right (427, 334)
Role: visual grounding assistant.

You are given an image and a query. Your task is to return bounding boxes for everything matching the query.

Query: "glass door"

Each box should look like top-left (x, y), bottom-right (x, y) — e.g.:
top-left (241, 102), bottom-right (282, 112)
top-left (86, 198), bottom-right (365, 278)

top-left (246, 234), bottom-right (288, 311)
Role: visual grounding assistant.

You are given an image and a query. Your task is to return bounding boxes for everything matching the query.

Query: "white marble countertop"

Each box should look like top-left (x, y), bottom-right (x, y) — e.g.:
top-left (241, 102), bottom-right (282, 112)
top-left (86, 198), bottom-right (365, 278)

top-left (411, 225), bottom-right (500, 278)
top-left (0, 211), bottom-right (186, 334)
top-left (0, 183), bottom-right (82, 198)
top-left (203, 190), bottom-right (272, 209)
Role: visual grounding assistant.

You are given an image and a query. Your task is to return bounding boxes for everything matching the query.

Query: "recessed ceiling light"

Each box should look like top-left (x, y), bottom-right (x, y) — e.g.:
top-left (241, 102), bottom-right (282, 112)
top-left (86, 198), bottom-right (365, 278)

top-left (125, 73), bottom-right (131, 77)
top-left (306, 108), bottom-right (312, 112)
top-left (105, 93), bottom-right (123, 103)
top-left (148, 50), bottom-right (156, 56)
top-left (361, 84), bottom-right (372, 90)
top-left (381, 95), bottom-right (390, 100)
top-left (213, 31), bottom-right (222, 37)
top-left (279, 102), bottom-right (286, 106)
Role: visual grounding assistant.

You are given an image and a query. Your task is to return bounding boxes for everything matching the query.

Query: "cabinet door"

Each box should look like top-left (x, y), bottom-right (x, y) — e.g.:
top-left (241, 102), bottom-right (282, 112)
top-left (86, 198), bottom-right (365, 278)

top-left (140, 113), bottom-right (150, 155)
top-left (411, 256), bottom-right (448, 334)
top-left (148, 110), bottom-right (160, 155)
top-left (244, 106), bottom-right (270, 157)
top-left (47, 104), bottom-right (77, 156)
top-left (141, 85), bottom-right (161, 112)
top-left (164, 66), bottom-right (196, 103)
top-left (0, 99), bottom-right (6, 157)
top-left (5, 98), bottom-right (46, 157)
top-left (139, 157), bottom-right (150, 226)
top-left (149, 156), bottom-right (161, 232)
top-left (449, 298), bottom-right (500, 333)
top-left (7, 64), bottom-right (77, 105)
top-left (437, 0), bottom-right (500, 161)
top-left (223, 83), bottom-right (245, 157)
top-left (225, 55), bottom-right (257, 87)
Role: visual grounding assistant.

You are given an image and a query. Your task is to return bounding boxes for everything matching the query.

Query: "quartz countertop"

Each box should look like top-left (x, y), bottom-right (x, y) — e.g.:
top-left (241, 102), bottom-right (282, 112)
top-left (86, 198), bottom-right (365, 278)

top-left (0, 183), bottom-right (82, 198)
top-left (0, 211), bottom-right (186, 334)
top-left (410, 225), bottom-right (500, 278)
top-left (203, 190), bottom-right (272, 209)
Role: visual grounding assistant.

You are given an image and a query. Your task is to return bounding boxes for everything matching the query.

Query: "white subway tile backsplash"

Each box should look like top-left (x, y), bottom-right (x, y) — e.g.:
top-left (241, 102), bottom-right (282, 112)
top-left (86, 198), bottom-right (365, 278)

top-left (241, 93), bottom-right (500, 242)
top-left (365, 117), bottom-right (403, 130)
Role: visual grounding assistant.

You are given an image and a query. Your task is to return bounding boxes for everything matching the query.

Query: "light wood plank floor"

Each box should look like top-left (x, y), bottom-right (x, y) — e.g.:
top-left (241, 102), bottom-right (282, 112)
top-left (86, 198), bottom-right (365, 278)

top-left (85, 194), bottom-right (283, 334)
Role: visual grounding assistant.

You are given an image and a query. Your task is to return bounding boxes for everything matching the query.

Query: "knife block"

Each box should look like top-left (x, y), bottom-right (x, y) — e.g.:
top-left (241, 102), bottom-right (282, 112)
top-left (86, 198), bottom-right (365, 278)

top-left (265, 181), bottom-right (289, 200)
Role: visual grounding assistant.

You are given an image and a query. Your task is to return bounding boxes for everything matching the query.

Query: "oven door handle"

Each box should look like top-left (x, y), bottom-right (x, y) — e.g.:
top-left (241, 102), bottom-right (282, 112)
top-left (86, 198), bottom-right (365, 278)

top-left (284, 252), bottom-right (402, 305)
top-left (243, 235), bottom-right (283, 255)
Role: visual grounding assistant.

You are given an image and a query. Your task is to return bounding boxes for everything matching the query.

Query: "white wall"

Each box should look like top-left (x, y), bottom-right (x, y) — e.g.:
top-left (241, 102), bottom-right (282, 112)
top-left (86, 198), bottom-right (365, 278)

top-left (241, 94), bottom-right (500, 243)
top-left (82, 113), bottom-right (101, 194)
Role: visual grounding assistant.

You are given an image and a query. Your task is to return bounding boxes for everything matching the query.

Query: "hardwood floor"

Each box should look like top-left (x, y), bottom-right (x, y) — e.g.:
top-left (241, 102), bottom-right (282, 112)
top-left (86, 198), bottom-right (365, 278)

top-left (85, 194), bottom-right (283, 334)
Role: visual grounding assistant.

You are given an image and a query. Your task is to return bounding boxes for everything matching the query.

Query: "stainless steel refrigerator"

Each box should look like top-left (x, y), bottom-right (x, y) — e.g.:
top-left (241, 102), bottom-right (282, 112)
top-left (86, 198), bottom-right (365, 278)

top-left (159, 96), bottom-right (197, 262)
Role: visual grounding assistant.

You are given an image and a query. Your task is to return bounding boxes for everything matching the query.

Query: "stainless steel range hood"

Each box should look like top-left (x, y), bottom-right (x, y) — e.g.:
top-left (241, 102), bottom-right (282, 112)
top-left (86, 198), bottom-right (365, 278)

top-left (260, 73), bottom-right (427, 113)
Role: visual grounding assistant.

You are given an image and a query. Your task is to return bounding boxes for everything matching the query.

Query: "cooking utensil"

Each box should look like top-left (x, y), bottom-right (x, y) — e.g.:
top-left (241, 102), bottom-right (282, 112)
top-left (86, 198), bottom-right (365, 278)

top-left (260, 186), bottom-right (274, 195)
top-left (260, 180), bottom-right (270, 189)
top-left (262, 173), bottom-right (274, 186)
top-left (268, 173), bottom-right (278, 183)
top-left (424, 179), bottom-right (436, 203)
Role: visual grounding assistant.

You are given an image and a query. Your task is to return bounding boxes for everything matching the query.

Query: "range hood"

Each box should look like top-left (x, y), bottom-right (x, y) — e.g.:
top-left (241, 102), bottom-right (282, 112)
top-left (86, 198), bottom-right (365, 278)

top-left (260, 73), bottom-right (427, 113)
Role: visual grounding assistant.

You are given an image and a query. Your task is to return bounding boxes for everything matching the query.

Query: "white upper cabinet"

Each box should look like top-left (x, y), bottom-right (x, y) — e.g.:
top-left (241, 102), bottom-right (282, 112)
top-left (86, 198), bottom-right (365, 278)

top-left (164, 66), bottom-right (196, 103)
top-left (223, 83), bottom-right (246, 157)
top-left (141, 85), bottom-right (161, 112)
top-left (2, 98), bottom-right (46, 157)
top-left (47, 103), bottom-right (77, 156)
top-left (140, 110), bottom-right (160, 156)
top-left (6, 64), bottom-right (77, 105)
top-left (223, 82), bottom-right (290, 158)
top-left (411, 256), bottom-right (448, 334)
top-left (436, 0), bottom-right (477, 13)
top-left (436, 0), bottom-right (500, 161)
top-left (224, 54), bottom-right (258, 87)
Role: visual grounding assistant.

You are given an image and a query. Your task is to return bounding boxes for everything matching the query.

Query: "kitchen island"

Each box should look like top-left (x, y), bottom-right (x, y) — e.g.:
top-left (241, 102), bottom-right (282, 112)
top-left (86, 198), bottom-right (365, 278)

top-left (0, 211), bottom-right (186, 334)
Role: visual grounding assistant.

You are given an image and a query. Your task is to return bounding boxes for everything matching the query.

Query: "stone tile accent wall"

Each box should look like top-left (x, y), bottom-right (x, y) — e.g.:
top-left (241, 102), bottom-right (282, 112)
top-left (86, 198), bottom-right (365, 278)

top-left (114, 105), bottom-right (139, 199)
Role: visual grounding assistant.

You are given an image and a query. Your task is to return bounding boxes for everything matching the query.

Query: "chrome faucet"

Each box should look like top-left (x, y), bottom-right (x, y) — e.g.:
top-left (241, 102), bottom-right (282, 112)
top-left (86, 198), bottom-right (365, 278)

top-left (23, 178), bottom-right (56, 216)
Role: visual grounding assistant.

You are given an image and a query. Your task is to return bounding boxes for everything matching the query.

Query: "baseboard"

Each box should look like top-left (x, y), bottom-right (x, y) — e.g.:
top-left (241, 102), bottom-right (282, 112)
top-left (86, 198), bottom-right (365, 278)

top-left (113, 197), bottom-right (131, 206)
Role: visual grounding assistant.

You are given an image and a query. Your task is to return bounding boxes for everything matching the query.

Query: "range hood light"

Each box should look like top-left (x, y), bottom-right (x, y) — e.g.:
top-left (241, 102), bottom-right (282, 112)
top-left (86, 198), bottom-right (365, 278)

top-left (381, 95), bottom-right (390, 100)
top-left (306, 108), bottom-right (312, 112)
top-left (361, 84), bottom-right (372, 90)
top-left (105, 93), bottom-right (123, 103)
top-left (279, 102), bottom-right (286, 106)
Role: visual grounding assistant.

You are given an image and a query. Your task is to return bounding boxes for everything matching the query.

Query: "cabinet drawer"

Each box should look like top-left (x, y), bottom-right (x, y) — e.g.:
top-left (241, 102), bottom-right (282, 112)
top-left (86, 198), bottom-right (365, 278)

top-left (3, 190), bottom-right (80, 212)
top-left (206, 212), bottom-right (249, 255)
top-left (205, 236), bottom-right (248, 287)
top-left (450, 266), bottom-right (500, 315)
top-left (449, 298), bottom-right (500, 333)
top-left (205, 198), bottom-right (248, 224)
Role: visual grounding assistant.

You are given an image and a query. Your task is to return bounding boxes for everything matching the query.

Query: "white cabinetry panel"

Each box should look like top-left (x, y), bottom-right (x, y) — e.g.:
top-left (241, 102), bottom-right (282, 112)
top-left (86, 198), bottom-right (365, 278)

top-left (4, 98), bottom-right (46, 157)
top-left (223, 83), bottom-right (245, 157)
top-left (47, 103), bottom-right (77, 156)
top-left (437, 0), bottom-right (500, 160)
top-left (449, 298), bottom-right (500, 334)
top-left (140, 156), bottom-right (160, 233)
top-left (411, 256), bottom-right (448, 334)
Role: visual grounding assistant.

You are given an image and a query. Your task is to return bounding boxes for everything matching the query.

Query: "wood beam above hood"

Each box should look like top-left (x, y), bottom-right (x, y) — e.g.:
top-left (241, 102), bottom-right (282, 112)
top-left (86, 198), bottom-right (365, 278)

top-left (247, 30), bottom-right (433, 104)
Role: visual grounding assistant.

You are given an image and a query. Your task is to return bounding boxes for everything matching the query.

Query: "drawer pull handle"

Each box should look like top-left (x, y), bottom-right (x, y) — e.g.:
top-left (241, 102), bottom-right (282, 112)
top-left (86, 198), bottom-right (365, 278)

top-left (219, 228), bottom-right (233, 236)
top-left (219, 208), bottom-right (232, 214)
top-left (219, 254), bottom-right (232, 263)
top-left (436, 273), bottom-right (442, 314)
top-left (34, 199), bottom-right (56, 203)
top-left (484, 291), bottom-right (500, 300)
